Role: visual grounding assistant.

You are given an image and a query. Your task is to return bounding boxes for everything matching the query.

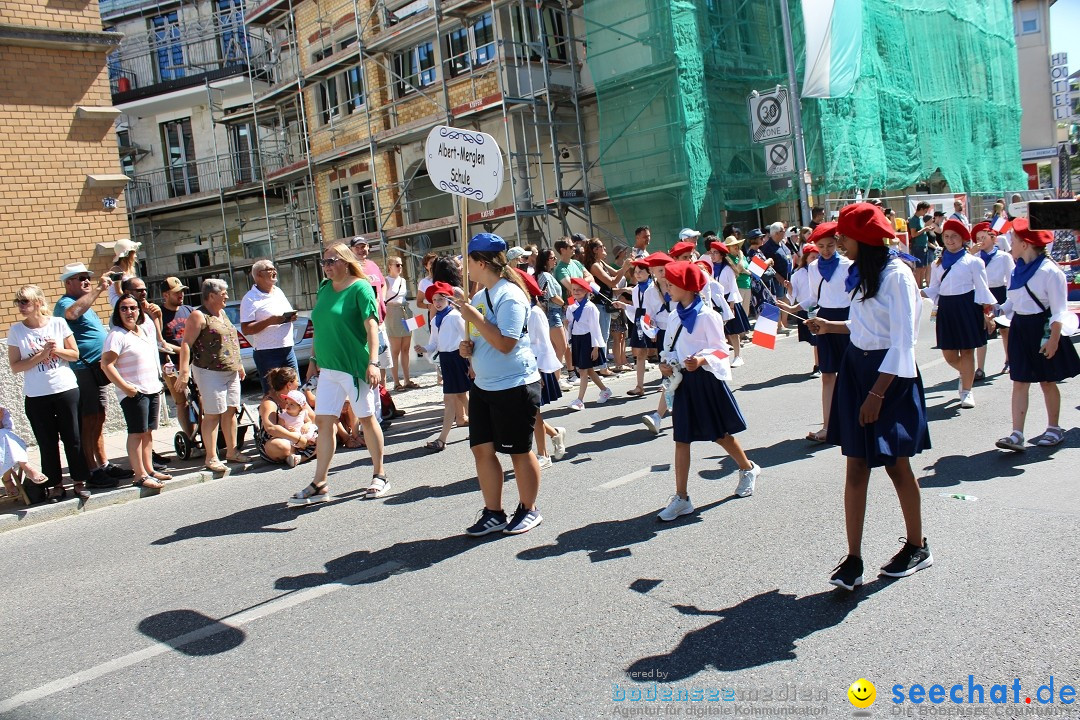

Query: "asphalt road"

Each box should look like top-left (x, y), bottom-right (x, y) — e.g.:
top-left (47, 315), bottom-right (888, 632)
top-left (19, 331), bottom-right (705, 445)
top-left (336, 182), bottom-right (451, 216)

top-left (1, 306), bottom-right (1078, 719)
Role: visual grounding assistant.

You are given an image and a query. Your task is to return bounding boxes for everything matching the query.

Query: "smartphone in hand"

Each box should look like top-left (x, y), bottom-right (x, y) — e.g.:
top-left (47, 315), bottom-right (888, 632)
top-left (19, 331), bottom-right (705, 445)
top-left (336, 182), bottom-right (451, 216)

top-left (282, 310), bottom-right (298, 321)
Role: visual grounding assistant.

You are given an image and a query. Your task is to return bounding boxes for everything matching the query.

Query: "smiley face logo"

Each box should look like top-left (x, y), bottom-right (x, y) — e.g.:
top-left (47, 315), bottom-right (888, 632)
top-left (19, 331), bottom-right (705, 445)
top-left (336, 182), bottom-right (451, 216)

top-left (847, 678), bottom-right (876, 708)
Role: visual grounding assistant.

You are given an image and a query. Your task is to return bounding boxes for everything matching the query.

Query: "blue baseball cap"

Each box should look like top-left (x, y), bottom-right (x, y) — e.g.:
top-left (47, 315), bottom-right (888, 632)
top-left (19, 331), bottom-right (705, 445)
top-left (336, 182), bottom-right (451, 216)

top-left (467, 232), bottom-right (507, 254)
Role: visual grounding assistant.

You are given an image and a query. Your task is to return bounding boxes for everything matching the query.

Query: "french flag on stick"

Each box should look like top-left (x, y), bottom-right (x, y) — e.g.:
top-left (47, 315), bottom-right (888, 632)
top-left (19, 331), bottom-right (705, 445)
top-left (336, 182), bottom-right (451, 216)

top-left (700, 347), bottom-right (731, 381)
top-left (641, 313), bottom-right (658, 339)
top-left (752, 303), bottom-right (780, 349)
top-left (748, 255), bottom-right (770, 279)
top-left (992, 216), bottom-right (1012, 234)
top-left (404, 314), bottom-right (426, 332)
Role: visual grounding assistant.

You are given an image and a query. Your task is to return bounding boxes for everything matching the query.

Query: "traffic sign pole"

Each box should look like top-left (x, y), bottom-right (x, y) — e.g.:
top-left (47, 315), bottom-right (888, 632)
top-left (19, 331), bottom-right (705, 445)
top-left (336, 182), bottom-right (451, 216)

top-left (779, 0), bottom-right (811, 226)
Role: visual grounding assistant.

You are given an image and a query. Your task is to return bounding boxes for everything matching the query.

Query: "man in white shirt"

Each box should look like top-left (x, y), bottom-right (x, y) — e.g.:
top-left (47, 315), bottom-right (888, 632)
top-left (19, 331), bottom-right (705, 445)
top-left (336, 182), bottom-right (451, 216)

top-left (949, 199), bottom-right (969, 227)
top-left (240, 259), bottom-right (297, 394)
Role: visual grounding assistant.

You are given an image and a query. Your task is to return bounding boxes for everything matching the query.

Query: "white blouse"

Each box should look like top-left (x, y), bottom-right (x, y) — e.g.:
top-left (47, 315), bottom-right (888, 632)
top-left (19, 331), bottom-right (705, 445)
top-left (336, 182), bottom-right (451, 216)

top-left (981, 250), bottom-right (1015, 289)
top-left (922, 253), bottom-right (997, 305)
top-left (642, 283), bottom-right (672, 329)
top-left (846, 259), bottom-right (922, 378)
top-left (422, 309), bottom-right (466, 354)
top-left (717, 264), bottom-right (741, 302)
top-left (384, 275), bottom-right (407, 305)
top-left (808, 256), bottom-right (854, 309)
top-left (788, 267), bottom-right (814, 308)
top-left (565, 299), bottom-right (606, 348)
top-left (703, 280), bottom-right (735, 321)
top-left (999, 259), bottom-right (1073, 327)
top-left (527, 305), bottom-right (562, 373)
top-left (622, 281), bottom-right (653, 322)
top-left (662, 303), bottom-right (732, 381)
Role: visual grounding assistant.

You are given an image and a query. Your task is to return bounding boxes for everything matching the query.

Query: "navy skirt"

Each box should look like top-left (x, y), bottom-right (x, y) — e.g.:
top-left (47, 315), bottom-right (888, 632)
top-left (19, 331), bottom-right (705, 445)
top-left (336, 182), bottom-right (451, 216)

top-left (1008, 311), bottom-right (1080, 383)
top-left (816, 306), bottom-right (850, 374)
top-left (990, 286), bottom-right (1007, 304)
top-left (671, 367), bottom-right (747, 444)
top-left (826, 344), bottom-right (931, 468)
top-left (570, 333), bottom-right (606, 370)
top-left (794, 309), bottom-right (817, 345)
top-left (725, 301), bottom-right (751, 336)
top-left (439, 350), bottom-right (472, 394)
top-left (628, 313), bottom-right (654, 349)
top-left (539, 371), bottom-right (562, 406)
top-left (935, 290), bottom-right (986, 350)
top-left (655, 329), bottom-right (666, 355)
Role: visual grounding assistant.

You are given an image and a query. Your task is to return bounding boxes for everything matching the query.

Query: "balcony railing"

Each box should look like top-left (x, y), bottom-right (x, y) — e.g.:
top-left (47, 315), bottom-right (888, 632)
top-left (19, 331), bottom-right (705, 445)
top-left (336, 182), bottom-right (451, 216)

top-left (127, 149), bottom-right (284, 210)
top-left (107, 20), bottom-right (274, 100)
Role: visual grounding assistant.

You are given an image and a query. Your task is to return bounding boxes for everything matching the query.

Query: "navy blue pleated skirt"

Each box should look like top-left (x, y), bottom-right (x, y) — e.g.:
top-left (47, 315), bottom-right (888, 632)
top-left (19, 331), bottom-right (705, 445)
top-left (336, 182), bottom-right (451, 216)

top-left (655, 329), bottom-right (666, 355)
top-left (570, 333), bottom-right (606, 369)
top-left (935, 290), bottom-right (986, 350)
top-left (990, 286), bottom-right (1007, 304)
top-left (628, 318), bottom-right (654, 349)
top-left (816, 306), bottom-right (850, 373)
top-left (794, 309), bottom-right (817, 345)
top-left (725, 300), bottom-right (751, 336)
top-left (1008, 311), bottom-right (1080, 383)
top-left (439, 350), bottom-right (472, 394)
top-left (539, 371), bottom-right (562, 406)
top-left (671, 367), bottom-right (747, 444)
top-left (826, 344), bottom-right (931, 468)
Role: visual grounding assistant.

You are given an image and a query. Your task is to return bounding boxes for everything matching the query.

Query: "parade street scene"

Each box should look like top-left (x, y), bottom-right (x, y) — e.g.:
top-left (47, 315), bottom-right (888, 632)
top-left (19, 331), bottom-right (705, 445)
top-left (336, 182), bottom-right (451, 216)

top-left (1, 0), bottom-right (1079, 716)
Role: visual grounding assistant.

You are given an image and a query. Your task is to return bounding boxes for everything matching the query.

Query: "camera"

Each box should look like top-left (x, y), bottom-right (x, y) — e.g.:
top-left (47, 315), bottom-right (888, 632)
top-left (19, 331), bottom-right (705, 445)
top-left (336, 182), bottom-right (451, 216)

top-left (1027, 200), bottom-right (1080, 231)
top-left (108, 272), bottom-right (123, 282)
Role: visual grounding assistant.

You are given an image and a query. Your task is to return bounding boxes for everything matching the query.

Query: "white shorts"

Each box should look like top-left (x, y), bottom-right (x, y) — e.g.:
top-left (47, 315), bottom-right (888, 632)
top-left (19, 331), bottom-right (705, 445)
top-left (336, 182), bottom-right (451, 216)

top-left (192, 367), bottom-right (241, 415)
top-left (314, 368), bottom-right (376, 419)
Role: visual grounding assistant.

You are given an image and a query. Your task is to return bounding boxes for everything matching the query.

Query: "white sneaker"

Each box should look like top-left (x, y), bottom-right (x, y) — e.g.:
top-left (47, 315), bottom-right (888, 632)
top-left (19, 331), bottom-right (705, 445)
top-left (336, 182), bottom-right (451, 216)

top-left (568, 399), bottom-right (585, 411)
top-left (537, 455), bottom-right (553, 469)
top-left (558, 379), bottom-right (572, 392)
top-left (597, 388), bottom-right (613, 404)
top-left (735, 462), bottom-right (760, 497)
top-left (551, 427), bottom-right (567, 460)
top-left (642, 412), bottom-right (662, 435)
top-left (658, 494), bottom-right (694, 521)
top-left (730, 356), bottom-right (745, 368)
top-left (960, 391), bottom-right (975, 409)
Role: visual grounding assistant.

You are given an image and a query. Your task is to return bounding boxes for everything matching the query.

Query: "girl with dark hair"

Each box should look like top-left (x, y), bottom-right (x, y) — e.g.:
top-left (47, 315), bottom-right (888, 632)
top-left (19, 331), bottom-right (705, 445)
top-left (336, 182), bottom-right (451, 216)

top-left (612, 260), bottom-right (656, 396)
top-left (972, 223), bottom-right (1013, 379)
top-left (709, 239), bottom-right (750, 368)
top-left (534, 248), bottom-right (569, 388)
top-left (807, 203), bottom-right (931, 591)
top-left (431, 255), bottom-right (463, 295)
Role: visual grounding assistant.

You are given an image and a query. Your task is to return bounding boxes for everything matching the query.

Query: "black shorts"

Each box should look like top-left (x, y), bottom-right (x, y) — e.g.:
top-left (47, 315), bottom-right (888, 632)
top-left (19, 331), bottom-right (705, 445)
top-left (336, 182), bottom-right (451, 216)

top-left (73, 366), bottom-right (109, 417)
top-left (119, 391), bottom-right (160, 434)
top-left (469, 382), bottom-right (540, 455)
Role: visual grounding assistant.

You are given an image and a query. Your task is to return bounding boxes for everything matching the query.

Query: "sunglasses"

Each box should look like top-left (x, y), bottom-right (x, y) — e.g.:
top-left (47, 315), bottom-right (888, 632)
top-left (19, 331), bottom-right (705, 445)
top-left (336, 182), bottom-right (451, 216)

top-left (320, 257), bottom-right (340, 267)
top-left (14, 299), bottom-right (34, 307)
top-left (119, 305), bottom-right (140, 313)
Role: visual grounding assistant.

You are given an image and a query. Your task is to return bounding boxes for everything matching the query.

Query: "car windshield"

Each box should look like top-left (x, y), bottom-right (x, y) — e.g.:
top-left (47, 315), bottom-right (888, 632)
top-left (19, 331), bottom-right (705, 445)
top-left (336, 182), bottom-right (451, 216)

top-left (223, 305), bottom-right (240, 325)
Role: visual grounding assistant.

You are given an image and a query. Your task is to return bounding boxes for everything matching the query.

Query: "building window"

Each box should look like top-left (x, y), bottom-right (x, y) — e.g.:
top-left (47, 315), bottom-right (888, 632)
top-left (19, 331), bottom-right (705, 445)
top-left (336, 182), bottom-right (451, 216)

top-left (387, 0), bottom-right (429, 26)
top-left (150, 11), bottom-right (184, 82)
top-left (511, 6), bottom-right (567, 63)
top-left (178, 249), bottom-right (211, 271)
top-left (313, 48), bottom-right (340, 124)
top-left (354, 181), bottom-right (378, 234)
top-left (331, 186), bottom-right (355, 238)
top-left (161, 117), bottom-right (198, 197)
top-left (395, 41), bottom-right (436, 96)
top-left (116, 130), bottom-right (135, 177)
top-left (229, 123), bottom-right (257, 184)
top-left (1019, 9), bottom-right (1039, 35)
top-left (339, 37), bottom-right (364, 112)
top-left (217, 0), bottom-right (248, 63)
top-left (444, 12), bottom-right (495, 78)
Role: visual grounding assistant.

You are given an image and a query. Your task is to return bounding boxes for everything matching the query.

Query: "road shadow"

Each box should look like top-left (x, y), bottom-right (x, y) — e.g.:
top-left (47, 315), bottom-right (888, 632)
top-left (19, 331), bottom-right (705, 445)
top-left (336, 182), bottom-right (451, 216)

top-left (137, 609), bottom-right (246, 656)
top-left (919, 441), bottom-right (1072, 488)
top-left (697, 437), bottom-right (831, 478)
top-left (517, 498), bottom-right (736, 563)
top-left (382, 475), bottom-right (499, 506)
top-left (736, 373), bottom-right (812, 393)
top-left (626, 580), bottom-right (894, 681)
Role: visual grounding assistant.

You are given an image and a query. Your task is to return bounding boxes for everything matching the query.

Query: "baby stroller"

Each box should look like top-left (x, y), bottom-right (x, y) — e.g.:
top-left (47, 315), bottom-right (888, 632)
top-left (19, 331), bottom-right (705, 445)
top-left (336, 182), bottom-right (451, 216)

top-left (173, 375), bottom-right (257, 460)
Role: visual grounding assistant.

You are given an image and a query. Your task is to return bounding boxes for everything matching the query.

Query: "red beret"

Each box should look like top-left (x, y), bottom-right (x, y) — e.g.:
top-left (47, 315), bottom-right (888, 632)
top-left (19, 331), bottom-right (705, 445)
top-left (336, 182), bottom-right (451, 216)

top-left (942, 219), bottom-right (971, 242)
top-left (709, 241), bottom-right (730, 255)
top-left (806, 221), bottom-right (838, 246)
top-left (836, 203), bottom-right (896, 246)
top-left (643, 252), bottom-right (675, 267)
top-left (569, 277), bottom-right (593, 293)
top-left (801, 244), bottom-right (820, 255)
top-left (515, 268), bottom-right (542, 298)
top-left (694, 259), bottom-right (713, 274)
top-left (1011, 217), bottom-right (1053, 247)
top-left (668, 241), bottom-right (696, 258)
top-left (971, 222), bottom-right (995, 237)
top-left (631, 258), bottom-right (651, 269)
top-left (424, 281), bottom-right (456, 304)
top-left (663, 261), bottom-right (707, 293)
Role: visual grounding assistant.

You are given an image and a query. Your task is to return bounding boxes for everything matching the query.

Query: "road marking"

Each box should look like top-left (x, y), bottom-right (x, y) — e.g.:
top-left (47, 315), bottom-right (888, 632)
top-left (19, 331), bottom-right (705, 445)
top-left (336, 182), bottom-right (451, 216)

top-left (596, 468), bottom-right (651, 490)
top-left (0, 561), bottom-right (400, 715)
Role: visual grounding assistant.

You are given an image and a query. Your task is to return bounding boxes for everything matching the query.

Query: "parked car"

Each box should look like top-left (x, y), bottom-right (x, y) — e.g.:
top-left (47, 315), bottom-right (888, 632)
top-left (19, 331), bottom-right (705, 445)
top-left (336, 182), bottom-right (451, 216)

top-left (223, 301), bottom-right (313, 379)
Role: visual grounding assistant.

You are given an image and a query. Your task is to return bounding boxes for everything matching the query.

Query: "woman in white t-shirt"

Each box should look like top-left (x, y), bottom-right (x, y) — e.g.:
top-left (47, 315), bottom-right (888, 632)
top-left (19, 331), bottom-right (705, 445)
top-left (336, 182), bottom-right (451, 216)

top-left (101, 293), bottom-right (168, 490)
top-left (5, 284), bottom-right (90, 502)
top-left (383, 256), bottom-right (419, 390)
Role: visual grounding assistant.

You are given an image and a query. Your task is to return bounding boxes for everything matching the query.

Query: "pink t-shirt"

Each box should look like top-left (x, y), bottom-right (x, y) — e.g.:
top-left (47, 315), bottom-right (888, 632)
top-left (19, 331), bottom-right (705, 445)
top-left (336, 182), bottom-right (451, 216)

top-left (103, 325), bottom-right (164, 399)
top-left (362, 259), bottom-right (386, 320)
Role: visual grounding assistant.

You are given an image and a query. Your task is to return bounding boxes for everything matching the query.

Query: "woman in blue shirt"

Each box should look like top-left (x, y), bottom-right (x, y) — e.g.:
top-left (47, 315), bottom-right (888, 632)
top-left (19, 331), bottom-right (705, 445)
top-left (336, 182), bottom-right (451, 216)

top-left (457, 233), bottom-right (544, 537)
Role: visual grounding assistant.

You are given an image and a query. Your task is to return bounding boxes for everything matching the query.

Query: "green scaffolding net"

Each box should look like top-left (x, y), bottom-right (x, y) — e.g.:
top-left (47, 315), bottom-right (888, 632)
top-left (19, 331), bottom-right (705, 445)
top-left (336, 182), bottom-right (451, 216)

top-left (583, 0), bottom-right (1026, 242)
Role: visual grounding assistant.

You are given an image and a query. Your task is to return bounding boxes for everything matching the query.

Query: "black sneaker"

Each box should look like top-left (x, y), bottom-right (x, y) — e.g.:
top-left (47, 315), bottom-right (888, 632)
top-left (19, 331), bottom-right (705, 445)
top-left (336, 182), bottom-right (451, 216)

top-left (503, 503), bottom-right (542, 535)
top-left (829, 555), bottom-right (864, 591)
top-left (86, 469), bottom-right (120, 489)
top-left (152, 452), bottom-right (171, 470)
top-left (465, 508), bottom-right (508, 536)
top-left (879, 538), bottom-right (933, 578)
top-left (104, 463), bottom-right (135, 480)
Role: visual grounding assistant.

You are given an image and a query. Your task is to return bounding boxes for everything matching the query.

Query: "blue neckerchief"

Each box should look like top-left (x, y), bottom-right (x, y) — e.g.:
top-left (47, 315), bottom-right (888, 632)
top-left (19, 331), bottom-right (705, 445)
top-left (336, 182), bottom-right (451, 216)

top-left (845, 252), bottom-right (898, 294)
top-left (712, 261), bottom-right (724, 280)
top-left (571, 295), bottom-right (589, 323)
top-left (817, 253), bottom-right (840, 282)
top-left (1009, 254), bottom-right (1045, 290)
top-left (434, 305), bottom-right (452, 329)
top-left (979, 248), bottom-right (997, 266)
top-left (675, 296), bottom-right (702, 335)
top-left (661, 292), bottom-right (671, 313)
top-left (940, 248), bottom-right (965, 272)
top-left (636, 279), bottom-right (652, 307)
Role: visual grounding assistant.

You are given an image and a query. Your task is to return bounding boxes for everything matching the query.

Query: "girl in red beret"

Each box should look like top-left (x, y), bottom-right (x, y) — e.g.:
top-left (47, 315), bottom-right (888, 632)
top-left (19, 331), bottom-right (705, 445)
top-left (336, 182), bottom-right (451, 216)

top-left (921, 219), bottom-right (997, 409)
top-left (517, 269), bottom-right (568, 468)
top-left (709, 241), bottom-right (751, 368)
top-left (656, 261), bottom-right (760, 522)
top-left (414, 282), bottom-right (469, 452)
top-left (641, 253), bottom-right (675, 434)
top-left (993, 219), bottom-right (1079, 451)
top-left (807, 202), bottom-right (931, 591)
top-left (565, 278), bottom-right (612, 410)
top-left (972, 222), bottom-right (1014, 379)
top-left (803, 223), bottom-right (852, 442)
top-left (612, 261), bottom-right (657, 397)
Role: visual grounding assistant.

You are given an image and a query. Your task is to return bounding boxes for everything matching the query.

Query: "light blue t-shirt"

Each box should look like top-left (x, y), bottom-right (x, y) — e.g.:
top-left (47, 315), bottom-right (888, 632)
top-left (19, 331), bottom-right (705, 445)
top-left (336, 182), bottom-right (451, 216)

top-left (468, 279), bottom-right (540, 391)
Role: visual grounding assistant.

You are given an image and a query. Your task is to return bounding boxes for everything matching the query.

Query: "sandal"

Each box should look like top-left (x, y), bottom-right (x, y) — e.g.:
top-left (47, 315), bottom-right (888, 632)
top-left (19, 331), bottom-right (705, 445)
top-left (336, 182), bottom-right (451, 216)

top-left (27, 472), bottom-right (49, 485)
top-left (287, 482), bottom-right (329, 506)
top-left (204, 460), bottom-right (228, 473)
top-left (364, 474), bottom-right (390, 499)
top-left (285, 453), bottom-right (301, 468)
top-left (133, 476), bottom-right (165, 490)
top-left (394, 383), bottom-right (405, 391)
top-left (226, 452), bottom-right (252, 464)
top-left (1036, 426), bottom-right (1065, 447)
top-left (424, 439), bottom-right (446, 452)
top-left (805, 430), bottom-right (828, 444)
top-left (404, 380), bottom-right (421, 389)
top-left (995, 431), bottom-right (1025, 452)
top-left (150, 471), bottom-right (173, 482)
top-left (627, 388), bottom-right (645, 396)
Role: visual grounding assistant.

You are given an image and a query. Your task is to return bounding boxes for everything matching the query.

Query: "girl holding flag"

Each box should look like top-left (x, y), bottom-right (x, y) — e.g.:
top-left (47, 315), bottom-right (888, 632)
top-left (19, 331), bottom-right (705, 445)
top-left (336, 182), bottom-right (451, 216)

top-left (804, 222), bottom-right (852, 442)
top-left (993, 218), bottom-right (1080, 451)
top-left (972, 222), bottom-right (1014, 379)
top-left (613, 260), bottom-right (656, 397)
top-left (414, 281), bottom-right (469, 452)
top-left (710, 240), bottom-right (751, 368)
top-left (655, 261), bottom-right (761, 521)
top-left (921, 220), bottom-right (997, 409)
top-left (641, 252), bottom-right (675, 434)
top-left (565, 277), bottom-right (612, 410)
top-left (807, 202), bottom-right (931, 591)
top-left (517, 268), bottom-right (568, 468)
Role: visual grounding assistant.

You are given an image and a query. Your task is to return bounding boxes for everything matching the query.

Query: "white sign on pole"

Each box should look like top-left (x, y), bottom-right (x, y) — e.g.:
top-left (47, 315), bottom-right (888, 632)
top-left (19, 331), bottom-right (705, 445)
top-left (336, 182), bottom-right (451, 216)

top-left (424, 125), bottom-right (504, 203)
top-left (764, 140), bottom-right (794, 177)
top-left (748, 86), bottom-right (791, 143)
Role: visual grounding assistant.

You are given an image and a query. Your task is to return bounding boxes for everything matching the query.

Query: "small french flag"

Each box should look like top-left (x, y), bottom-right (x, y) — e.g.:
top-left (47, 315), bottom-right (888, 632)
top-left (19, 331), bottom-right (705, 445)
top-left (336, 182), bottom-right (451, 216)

top-left (403, 314), bottom-right (426, 332)
top-left (992, 216), bottom-right (1012, 234)
top-left (748, 255), bottom-right (770, 279)
top-left (700, 347), bottom-right (732, 380)
top-left (641, 313), bottom-right (658, 339)
top-left (590, 281), bottom-right (602, 294)
top-left (752, 303), bottom-right (780, 350)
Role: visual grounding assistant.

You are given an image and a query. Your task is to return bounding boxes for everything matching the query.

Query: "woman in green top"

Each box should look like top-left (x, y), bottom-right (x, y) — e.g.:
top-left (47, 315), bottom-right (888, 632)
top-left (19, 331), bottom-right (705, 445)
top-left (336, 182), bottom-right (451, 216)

top-left (288, 242), bottom-right (386, 506)
top-left (727, 236), bottom-right (752, 314)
